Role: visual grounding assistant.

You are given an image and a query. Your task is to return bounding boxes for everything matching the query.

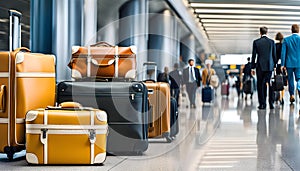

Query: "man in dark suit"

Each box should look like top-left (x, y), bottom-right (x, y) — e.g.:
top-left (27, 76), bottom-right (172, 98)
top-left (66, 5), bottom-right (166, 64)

top-left (183, 59), bottom-right (201, 108)
top-left (251, 26), bottom-right (276, 110)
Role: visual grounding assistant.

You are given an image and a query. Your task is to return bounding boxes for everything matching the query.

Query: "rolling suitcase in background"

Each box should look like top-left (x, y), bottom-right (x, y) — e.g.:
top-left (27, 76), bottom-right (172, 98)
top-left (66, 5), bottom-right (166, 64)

top-left (26, 102), bottom-right (108, 165)
top-left (57, 81), bottom-right (149, 155)
top-left (144, 81), bottom-right (172, 142)
top-left (221, 81), bottom-right (229, 96)
top-left (243, 77), bottom-right (254, 98)
top-left (0, 10), bottom-right (56, 160)
top-left (69, 42), bottom-right (136, 80)
top-left (202, 86), bottom-right (214, 103)
top-left (170, 97), bottom-right (179, 138)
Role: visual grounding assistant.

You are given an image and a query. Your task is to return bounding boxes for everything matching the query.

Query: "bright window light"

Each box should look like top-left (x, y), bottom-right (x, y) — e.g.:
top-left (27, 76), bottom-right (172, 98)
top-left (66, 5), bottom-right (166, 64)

top-left (195, 9), bottom-right (300, 15)
top-left (220, 54), bottom-right (252, 65)
top-left (190, 3), bottom-right (300, 10)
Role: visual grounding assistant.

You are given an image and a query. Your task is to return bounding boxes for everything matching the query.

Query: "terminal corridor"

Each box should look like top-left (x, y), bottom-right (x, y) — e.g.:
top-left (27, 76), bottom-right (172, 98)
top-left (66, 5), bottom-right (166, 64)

top-left (1, 88), bottom-right (300, 170)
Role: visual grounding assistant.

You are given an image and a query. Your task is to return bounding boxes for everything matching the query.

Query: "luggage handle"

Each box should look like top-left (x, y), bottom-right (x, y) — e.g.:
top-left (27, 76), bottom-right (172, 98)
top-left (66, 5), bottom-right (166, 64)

top-left (91, 41), bottom-right (113, 47)
top-left (14, 47), bottom-right (31, 53)
top-left (144, 79), bottom-right (156, 83)
top-left (9, 9), bottom-right (22, 51)
top-left (9, 10), bottom-right (22, 18)
top-left (0, 85), bottom-right (6, 113)
top-left (91, 58), bottom-right (115, 67)
top-left (46, 102), bottom-right (83, 110)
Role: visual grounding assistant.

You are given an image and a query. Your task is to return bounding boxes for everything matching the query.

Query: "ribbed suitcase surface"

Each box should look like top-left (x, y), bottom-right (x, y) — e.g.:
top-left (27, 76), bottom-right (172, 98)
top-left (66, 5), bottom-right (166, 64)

top-left (57, 81), bottom-right (148, 154)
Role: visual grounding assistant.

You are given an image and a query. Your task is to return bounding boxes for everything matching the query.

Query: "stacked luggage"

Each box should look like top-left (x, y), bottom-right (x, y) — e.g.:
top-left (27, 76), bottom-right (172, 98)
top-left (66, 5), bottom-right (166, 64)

top-left (1, 9), bottom-right (180, 164)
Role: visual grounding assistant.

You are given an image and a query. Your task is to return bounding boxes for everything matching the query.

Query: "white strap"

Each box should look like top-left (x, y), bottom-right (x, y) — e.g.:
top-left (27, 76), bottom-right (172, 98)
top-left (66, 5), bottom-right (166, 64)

top-left (90, 111), bottom-right (95, 164)
top-left (114, 46), bottom-right (119, 78)
top-left (43, 110), bottom-right (48, 164)
top-left (87, 46), bottom-right (91, 77)
top-left (16, 72), bottom-right (55, 78)
top-left (0, 72), bottom-right (9, 77)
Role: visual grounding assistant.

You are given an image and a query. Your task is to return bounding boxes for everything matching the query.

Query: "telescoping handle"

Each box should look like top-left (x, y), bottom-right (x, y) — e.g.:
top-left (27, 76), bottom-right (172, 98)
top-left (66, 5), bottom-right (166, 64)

top-left (8, 9), bottom-right (22, 52)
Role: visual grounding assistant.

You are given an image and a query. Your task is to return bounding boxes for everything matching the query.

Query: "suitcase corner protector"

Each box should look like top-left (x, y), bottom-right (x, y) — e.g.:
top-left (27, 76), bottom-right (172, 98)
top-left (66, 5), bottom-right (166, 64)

top-left (96, 111), bottom-right (107, 122)
top-left (94, 152), bottom-right (106, 164)
top-left (26, 110), bottom-right (39, 122)
top-left (26, 153), bottom-right (39, 164)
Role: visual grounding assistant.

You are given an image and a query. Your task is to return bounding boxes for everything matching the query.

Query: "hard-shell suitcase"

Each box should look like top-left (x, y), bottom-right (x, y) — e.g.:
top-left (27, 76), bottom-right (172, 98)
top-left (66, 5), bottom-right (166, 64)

top-left (202, 86), bottom-right (214, 103)
top-left (243, 78), bottom-right (254, 94)
top-left (144, 82), bottom-right (172, 142)
top-left (170, 97), bottom-right (179, 138)
top-left (221, 82), bottom-right (229, 96)
top-left (26, 102), bottom-right (108, 165)
top-left (69, 42), bottom-right (136, 80)
top-left (57, 81), bottom-right (148, 154)
top-left (0, 10), bottom-right (56, 160)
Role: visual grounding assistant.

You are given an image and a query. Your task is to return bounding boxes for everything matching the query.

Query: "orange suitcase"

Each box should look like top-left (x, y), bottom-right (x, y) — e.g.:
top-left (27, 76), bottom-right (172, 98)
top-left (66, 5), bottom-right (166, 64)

top-left (144, 82), bottom-right (172, 142)
top-left (25, 102), bottom-right (108, 165)
top-left (0, 10), bottom-right (56, 160)
top-left (69, 42), bottom-right (136, 80)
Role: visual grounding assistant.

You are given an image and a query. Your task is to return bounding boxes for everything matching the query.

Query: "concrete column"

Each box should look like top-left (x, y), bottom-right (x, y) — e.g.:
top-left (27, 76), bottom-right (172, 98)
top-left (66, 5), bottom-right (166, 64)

top-left (180, 34), bottom-right (196, 64)
top-left (30, 0), bottom-right (53, 53)
top-left (148, 10), bottom-right (179, 73)
top-left (119, 0), bottom-right (149, 81)
top-left (83, 0), bottom-right (97, 45)
top-left (31, 0), bottom-right (86, 81)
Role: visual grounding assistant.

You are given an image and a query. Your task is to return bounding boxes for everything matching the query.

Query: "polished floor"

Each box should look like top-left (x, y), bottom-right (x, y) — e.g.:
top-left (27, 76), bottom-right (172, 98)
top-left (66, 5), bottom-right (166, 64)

top-left (1, 87), bottom-right (300, 170)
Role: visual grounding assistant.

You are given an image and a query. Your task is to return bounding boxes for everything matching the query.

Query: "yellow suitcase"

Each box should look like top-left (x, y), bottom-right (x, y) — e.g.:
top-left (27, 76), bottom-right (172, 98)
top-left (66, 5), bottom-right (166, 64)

top-left (25, 102), bottom-right (108, 165)
top-left (0, 48), bottom-right (56, 160)
top-left (144, 82), bottom-right (171, 142)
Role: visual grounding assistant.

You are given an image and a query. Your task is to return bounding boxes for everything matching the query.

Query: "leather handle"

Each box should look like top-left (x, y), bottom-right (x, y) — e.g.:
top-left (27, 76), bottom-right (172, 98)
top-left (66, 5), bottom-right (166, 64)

top-left (60, 102), bottom-right (83, 109)
top-left (14, 47), bottom-right (31, 53)
top-left (0, 85), bottom-right (6, 113)
top-left (144, 79), bottom-right (156, 83)
top-left (91, 58), bottom-right (115, 67)
top-left (91, 41), bottom-right (113, 47)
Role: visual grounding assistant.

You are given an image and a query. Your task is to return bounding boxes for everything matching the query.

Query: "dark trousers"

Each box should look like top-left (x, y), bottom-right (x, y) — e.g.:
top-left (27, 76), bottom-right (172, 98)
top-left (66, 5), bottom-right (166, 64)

top-left (171, 88), bottom-right (180, 106)
top-left (186, 82), bottom-right (197, 106)
top-left (256, 66), bottom-right (274, 106)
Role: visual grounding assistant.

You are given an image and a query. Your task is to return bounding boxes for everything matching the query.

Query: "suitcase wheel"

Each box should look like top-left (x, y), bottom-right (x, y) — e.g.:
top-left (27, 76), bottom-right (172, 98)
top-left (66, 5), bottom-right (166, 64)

top-left (4, 146), bottom-right (16, 161)
top-left (166, 136), bottom-right (172, 143)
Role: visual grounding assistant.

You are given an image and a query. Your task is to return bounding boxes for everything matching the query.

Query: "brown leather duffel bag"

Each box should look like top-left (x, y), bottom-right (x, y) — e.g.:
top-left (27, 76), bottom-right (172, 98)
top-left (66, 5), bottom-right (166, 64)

top-left (69, 42), bottom-right (136, 80)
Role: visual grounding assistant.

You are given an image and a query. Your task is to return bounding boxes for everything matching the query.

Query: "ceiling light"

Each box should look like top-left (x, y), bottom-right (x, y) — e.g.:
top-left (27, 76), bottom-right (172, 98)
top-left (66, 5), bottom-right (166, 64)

top-left (198, 15), bottom-right (300, 20)
top-left (195, 9), bottom-right (300, 15)
top-left (203, 24), bottom-right (291, 29)
top-left (205, 27), bottom-right (289, 31)
top-left (190, 3), bottom-right (300, 10)
top-left (201, 19), bottom-right (300, 25)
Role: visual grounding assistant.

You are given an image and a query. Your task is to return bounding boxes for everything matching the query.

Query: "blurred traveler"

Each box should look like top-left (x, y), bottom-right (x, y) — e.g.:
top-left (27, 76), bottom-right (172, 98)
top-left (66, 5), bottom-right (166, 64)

top-left (251, 26), bottom-right (276, 110)
top-left (281, 24), bottom-right (300, 103)
top-left (243, 57), bottom-right (252, 82)
top-left (157, 66), bottom-right (169, 83)
top-left (169, 63), bottom-right (182, 106)
top-left (202, 59), bottom-right (216, 87)
top-left (183, 59), bottom-right (201, 108)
